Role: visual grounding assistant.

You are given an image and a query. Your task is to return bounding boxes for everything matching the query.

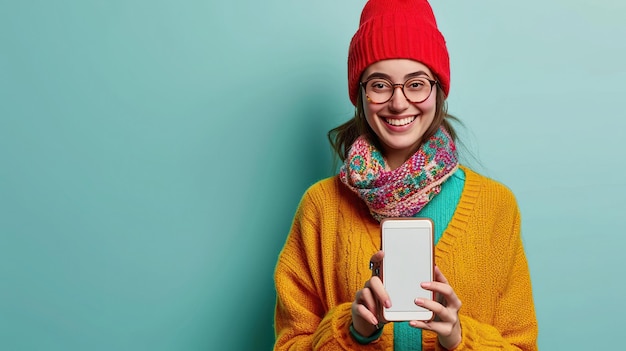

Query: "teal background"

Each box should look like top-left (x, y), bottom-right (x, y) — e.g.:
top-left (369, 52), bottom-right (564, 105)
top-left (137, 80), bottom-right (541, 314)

top-left (1, 0), bottom-right (624, 350)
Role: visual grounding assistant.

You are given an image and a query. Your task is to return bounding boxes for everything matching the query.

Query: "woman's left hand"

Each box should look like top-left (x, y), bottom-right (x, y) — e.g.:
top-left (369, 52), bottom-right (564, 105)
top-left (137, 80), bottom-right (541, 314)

top-left (410, 265), bottom-right (462, 350)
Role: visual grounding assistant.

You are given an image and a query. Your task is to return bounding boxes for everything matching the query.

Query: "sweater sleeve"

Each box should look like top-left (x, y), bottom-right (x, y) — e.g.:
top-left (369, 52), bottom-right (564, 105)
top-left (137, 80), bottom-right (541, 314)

top-left (426, 206), bottom-right (538, 351)
top-left (273, 188), bottom-right (392, 350)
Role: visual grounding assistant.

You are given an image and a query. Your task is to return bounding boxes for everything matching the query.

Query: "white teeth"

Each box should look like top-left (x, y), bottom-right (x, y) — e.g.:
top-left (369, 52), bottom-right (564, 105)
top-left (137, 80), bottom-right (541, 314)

top-left (385, 116), bottom-right (416, 126)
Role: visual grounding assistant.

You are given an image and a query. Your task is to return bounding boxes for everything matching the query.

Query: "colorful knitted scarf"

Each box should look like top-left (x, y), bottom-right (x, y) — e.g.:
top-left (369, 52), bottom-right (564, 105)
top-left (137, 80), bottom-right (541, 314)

top-left (339, 127), bottom-right (459, 222)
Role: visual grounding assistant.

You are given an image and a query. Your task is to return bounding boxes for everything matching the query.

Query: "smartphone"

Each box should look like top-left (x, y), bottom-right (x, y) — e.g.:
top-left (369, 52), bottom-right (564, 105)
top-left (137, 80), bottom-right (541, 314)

top-left (381, 217), bottom-right (434, 321)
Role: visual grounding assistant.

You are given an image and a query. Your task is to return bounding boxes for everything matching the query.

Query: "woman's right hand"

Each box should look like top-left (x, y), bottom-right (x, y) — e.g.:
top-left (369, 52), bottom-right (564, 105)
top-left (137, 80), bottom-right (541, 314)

top-left (351, 250), bottom-right (391, 337)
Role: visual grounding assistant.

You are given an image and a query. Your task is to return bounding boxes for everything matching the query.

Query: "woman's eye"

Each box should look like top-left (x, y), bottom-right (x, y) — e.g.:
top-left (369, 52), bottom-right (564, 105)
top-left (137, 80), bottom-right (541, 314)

top-left (371, 81), bottom-right (389, 89)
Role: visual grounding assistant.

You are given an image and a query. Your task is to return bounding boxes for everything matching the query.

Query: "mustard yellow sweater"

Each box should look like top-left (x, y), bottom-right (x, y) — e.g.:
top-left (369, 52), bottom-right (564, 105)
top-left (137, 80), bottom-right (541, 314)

top-left (274, 166), bottom-right (538, 350)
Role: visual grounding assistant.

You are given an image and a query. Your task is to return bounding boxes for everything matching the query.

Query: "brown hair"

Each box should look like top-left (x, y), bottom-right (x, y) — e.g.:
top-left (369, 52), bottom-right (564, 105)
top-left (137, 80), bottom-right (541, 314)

top-left (328, 83), bottom-right (459, 164)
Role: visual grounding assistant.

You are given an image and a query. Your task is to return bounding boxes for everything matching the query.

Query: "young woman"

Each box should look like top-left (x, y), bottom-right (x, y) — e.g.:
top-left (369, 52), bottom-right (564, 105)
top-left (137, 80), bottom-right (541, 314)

top-left (273, 0), bottom-right (538, 349)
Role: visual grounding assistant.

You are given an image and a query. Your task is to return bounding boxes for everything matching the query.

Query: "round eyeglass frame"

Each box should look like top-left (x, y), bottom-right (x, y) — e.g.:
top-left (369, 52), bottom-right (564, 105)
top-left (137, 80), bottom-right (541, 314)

top-left (360, 77), bottom-right (439, 104)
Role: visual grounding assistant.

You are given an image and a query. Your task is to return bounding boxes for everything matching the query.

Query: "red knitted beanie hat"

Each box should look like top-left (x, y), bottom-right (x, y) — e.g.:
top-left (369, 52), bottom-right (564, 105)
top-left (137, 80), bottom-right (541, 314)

top-left (347, 0), bottom-right (450, 106)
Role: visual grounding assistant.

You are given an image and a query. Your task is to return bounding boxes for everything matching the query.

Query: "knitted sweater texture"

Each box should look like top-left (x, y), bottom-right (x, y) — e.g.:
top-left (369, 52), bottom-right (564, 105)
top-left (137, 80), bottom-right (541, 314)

top-left (273, 166), bottom-right (538, 350)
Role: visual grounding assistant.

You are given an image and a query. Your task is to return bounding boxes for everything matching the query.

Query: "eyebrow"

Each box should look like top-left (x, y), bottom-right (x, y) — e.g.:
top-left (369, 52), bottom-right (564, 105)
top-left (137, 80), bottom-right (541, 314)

top-left (364, 70), bottom-right (431, 81)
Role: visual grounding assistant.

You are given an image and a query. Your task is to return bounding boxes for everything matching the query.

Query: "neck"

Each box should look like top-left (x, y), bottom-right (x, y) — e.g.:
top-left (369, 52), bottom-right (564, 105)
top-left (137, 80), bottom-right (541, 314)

top-left (383, 140), bottom-right (422, 171)
top-left (385, 154), bottom-right (407, 171)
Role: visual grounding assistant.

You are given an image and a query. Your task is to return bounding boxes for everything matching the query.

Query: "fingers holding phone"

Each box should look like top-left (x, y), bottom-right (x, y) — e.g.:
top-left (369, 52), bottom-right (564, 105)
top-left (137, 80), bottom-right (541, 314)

top-left (410, 265), bottom-right (462, 350)
top-left (351, 250), bottom-right (390, 337)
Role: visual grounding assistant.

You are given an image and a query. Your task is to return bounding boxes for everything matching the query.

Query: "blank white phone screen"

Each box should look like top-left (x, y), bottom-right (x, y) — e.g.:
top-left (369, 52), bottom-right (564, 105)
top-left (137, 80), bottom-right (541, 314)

top-left (384, 227), bottom-right (432, 313)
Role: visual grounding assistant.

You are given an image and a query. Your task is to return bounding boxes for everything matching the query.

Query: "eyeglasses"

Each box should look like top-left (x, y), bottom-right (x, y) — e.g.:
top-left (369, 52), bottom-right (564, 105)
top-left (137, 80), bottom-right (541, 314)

top-left (360, 77), bottom-right (438, 104)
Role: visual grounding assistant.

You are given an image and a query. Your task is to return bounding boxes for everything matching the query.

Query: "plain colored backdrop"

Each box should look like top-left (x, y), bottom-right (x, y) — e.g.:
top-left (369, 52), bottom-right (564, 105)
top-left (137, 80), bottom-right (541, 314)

top-left (1, 0), bottom-right (625, 350)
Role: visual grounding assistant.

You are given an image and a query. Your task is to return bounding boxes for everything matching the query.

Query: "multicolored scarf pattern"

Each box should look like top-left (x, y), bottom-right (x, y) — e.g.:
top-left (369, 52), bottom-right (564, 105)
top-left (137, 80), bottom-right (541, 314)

top-left (339, 127), bottom-right (459, 222)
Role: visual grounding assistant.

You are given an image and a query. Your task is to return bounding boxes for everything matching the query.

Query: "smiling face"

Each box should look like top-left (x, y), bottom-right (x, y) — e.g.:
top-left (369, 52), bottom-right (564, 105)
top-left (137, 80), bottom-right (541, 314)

top-left (361, 59), bottom-right (438, 170)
